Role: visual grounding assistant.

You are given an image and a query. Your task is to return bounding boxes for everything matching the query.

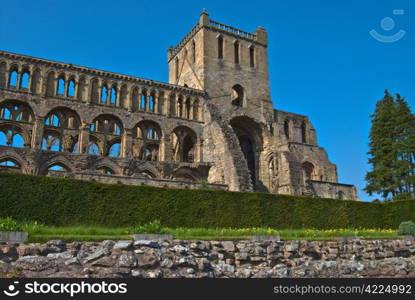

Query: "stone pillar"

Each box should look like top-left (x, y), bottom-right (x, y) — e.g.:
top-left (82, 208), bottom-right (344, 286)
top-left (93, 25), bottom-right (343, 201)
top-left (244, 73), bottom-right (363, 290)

top-left (122, 128), bottom-right (134, 158)
top-left (97, 79), bottom-right (102, 104)
top-left (5, 70), bottom-right (10, 87)
top-left (78, 122), bottom-right (90, 154)
top-left (106, 85), bottom-right (111, 104)
top-left (145, 93), bottom-right (150, 112)
top-left (31, 116), bottom-right (45, 149)
top-left (16, 69), bottom-right (22, 89)
top-left (27, 67), bottom-right (33, 90)
top-left (154, 91), bottom-right (159, 114)
top-left (189, 98), bottom-right (194, 120)
top-left (115, 86), bottom-right (121, 107)
top-left (63, 79), bottom-right (69, 97)
top-left (181, 98), bottom-right (187, 119)
top-left (127, 86), bottom-right (133, 112)
top-left (73, 78), bottom-right (79, 99)
top-left (161, 135), bottom-right (172, 162)
top-left (164, 92), bottom-right (171, 117)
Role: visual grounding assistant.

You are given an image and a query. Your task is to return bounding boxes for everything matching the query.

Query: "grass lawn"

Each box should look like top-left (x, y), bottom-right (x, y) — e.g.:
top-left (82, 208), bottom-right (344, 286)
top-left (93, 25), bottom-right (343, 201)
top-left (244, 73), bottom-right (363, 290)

top-left (20, 222), bottom-right (400, 243)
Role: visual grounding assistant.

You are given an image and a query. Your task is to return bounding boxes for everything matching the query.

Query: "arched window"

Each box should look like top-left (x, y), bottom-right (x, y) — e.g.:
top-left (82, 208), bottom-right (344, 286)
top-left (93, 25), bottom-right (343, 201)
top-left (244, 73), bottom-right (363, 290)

top-left (0, 159), bottom-right (20, 168)
top-left (149, 94), bottom-right (155, 112)
top-left (140, 92), bottom-right (147, 110)
top-left (45, 114), bottom-right (60, 127)
top-left (192, 40), bottom-right (196, 63)
top-left (1, 108), bottom-right (11, 120)
top-left (108, 142), bottom-right (121, 157)
top-left (301, 121), bottom-right (308, 143)
top-left (302, 162), bottom-right (315, 183)
top-left (20, 72), bottom-right (30, 88)
top-left (91, 115), bottom-right (123, 136)
top-left (193, 99), bottom-right (199, 121)
top-left (177, 96), bottom-right (184, 117)
top-left (284, 120), bottom-right (290, 140)
top-left (175, 57), bottom-right (179, 81)
top-left (88, 143), bottom-right (101, 156)
top-left (234, 41), bottom-right (239, 64)
top-left (0, 131), bottom-right (7, 146)
top-left (48, 164), bottom-right (68, 172)
top-left (9, 70), bottom-right (18, 87)
top-left (57, 77), bottom-right (65, 95)
top-left (185, 98), bottom-right (191, 119)
top-left (72, 141), bottom-right (80, 153)
top-left (110, 87), bottom-right (117, 105)
top-left (11, 133), bottom-right (24, 148)
top-left (231, 84), bottom-right (244, 107)
top-left (67, 80), bottom-right (75, 97)
top-left (172, 126), bottom-right (196, 162)
top-left (42, 134), bottom-right (61, 151)
top-left (217, 36), bottom-right (224, 59)
top-left (101, 85), bottom-right (108, 103)
top-left (249, 46), bottom-right (255, 68)
top-left (133, 120), bottom-right (161, 160)
top-left (0, 101), bottom-right (33, 123)
top-left (97, 167), bottom-right (114, 175)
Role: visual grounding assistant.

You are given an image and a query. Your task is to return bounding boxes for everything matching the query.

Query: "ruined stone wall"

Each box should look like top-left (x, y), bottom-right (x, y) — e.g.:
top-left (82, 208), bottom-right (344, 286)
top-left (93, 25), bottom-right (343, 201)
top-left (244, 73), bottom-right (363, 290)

top-left (0, 51), bottom-right (211, 183)
top-left (1, 239), bottom-right (415, 278)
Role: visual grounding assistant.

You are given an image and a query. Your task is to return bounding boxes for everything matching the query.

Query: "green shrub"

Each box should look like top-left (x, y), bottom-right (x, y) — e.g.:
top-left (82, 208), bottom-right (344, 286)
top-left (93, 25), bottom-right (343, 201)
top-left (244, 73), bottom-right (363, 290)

top-left (0, 217), bottom-right (22, 232)
top-left (398, 221), bottom-right (415, 235)
top-left (0, 172), bottom-right (413, 229)
top-left (132, 220), bottom-right (166, 234)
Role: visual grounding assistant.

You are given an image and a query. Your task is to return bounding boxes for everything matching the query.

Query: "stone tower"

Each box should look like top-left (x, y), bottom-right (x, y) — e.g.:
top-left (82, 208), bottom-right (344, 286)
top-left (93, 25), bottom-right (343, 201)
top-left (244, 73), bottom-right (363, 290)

top-left (168, 10), bottom-right (274, 121)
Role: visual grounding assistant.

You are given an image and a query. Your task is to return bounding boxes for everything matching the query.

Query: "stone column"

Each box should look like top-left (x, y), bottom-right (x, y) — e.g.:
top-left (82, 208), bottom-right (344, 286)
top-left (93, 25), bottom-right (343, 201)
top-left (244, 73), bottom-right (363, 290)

top-left (27, 67), bottom-right (33, 90)
top-left (16, 69), bottom-right (22, 89)
top-left (189, 98), bottom-right (194, 120)
top-left (164, 92), bottom-right (171, 117)
top-left (106, 85), bottom-right (111, 104)
top-left (181, 98), bottom-right (187, 119)
top-left (145, 93), bottom-right (150, 112)
top-left (97, 79), bottom-right (102, 104)
top-left (122, 128), bottom-right (134, 158)
top-left (176, 95), bottom-right (181, 118)
top-left (115, 86), bottom-right (121, 107)
top-left (161, 135), bottom-right (172, 162)
top-left (154, 91), bottom-right (159, 114)
top-left (63, 79), bottom-right (69, 97)
top-left (78, 122), bottom-right (90, 154)
top-left (5, 70), bottom-right (10, 87)
top-left (127, 86), bottom-right (133, 112)
top-left (73, 77), bottom-right (79, 99)
top-left (31, 116), bottom-right (45, 149)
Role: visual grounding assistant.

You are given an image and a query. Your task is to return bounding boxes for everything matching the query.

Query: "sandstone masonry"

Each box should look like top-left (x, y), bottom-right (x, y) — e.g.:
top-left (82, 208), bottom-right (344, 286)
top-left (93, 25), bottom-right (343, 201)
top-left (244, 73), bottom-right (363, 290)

top-left (1, 239), bottom-right (415, 278)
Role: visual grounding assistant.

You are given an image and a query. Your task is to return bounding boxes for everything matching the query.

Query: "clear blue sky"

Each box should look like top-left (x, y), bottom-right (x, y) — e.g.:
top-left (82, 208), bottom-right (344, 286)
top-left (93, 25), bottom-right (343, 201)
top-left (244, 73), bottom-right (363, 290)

top-left (1, 0), bottom-right (414, 201)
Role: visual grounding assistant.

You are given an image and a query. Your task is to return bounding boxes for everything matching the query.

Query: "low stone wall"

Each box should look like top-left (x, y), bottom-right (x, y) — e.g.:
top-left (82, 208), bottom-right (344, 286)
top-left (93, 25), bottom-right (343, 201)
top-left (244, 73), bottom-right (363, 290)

top-left (1, 239), bottom-right (415, 278)
top-left (47, 171), bottom-right (228, 191)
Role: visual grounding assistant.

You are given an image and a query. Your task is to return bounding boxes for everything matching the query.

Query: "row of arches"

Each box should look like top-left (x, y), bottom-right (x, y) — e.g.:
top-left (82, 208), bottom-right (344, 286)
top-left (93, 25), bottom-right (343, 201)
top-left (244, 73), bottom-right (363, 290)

top-left (0, 100), bottom-right (198, 163)
top-left (0, 61), bottom-right (204, 122)
top-left (0, 152), bottom-right (203, 183)
top-left (217, 35), bottom-right (255, 67)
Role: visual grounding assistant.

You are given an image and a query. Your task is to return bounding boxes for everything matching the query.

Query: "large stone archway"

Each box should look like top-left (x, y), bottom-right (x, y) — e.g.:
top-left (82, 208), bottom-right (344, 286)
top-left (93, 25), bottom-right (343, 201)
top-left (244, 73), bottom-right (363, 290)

top-left (229, 116), bottom-right (263, 191)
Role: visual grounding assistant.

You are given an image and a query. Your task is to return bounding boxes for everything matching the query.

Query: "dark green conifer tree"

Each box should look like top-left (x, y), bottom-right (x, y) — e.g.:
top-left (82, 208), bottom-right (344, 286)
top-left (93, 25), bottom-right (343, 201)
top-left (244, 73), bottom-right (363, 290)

top-left (365, 90), bottom-right (415, 200)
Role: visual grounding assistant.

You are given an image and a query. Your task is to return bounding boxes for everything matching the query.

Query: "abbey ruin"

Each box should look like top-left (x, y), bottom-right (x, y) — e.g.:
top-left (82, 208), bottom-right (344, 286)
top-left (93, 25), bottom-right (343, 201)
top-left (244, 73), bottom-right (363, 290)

top-left (0, 11), bottom-right (358, 200)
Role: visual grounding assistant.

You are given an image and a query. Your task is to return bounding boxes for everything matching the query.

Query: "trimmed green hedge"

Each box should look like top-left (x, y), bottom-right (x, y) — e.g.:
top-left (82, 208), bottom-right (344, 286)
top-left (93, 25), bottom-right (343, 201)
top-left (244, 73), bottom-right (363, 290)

top-left (0, 172), bottom-right (413, 229)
